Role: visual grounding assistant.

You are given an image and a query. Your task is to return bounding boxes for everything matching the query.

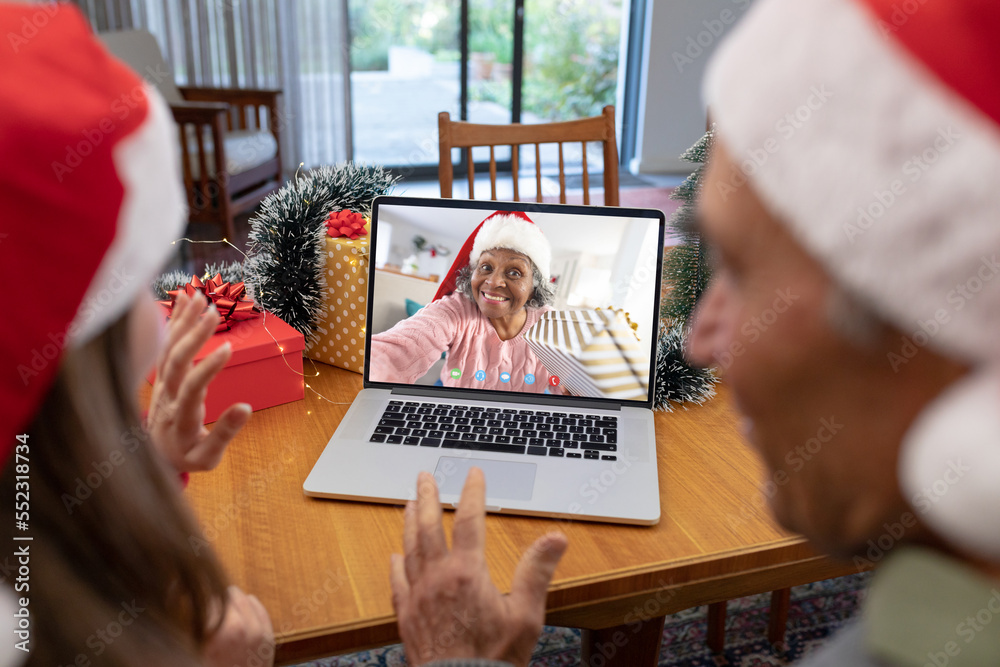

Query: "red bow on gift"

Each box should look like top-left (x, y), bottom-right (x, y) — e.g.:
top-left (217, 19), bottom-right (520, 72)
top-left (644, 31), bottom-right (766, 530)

top-left (160, 273), bottom-right (260, 332)
top-left (325, 210), bottom-right (368, 240)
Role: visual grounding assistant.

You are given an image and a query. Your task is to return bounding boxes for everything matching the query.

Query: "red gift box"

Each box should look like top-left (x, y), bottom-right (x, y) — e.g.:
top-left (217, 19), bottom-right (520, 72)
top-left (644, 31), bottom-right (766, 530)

top-left (151, 307), bottom-right (306, 423)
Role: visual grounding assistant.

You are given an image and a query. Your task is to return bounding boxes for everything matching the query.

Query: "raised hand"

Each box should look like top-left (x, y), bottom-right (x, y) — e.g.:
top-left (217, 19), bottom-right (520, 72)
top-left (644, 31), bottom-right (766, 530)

top-left (147, 291), bottom-right (252, 473)
top-left (390, 468), bottom-right (568, 666)
top-left (203, 586), bottom-right (275, 667)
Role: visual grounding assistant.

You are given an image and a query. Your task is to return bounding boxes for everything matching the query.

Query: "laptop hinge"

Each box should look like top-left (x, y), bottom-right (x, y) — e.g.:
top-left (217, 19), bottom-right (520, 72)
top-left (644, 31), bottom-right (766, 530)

top-left (389, 386), bottom-right (622, 412)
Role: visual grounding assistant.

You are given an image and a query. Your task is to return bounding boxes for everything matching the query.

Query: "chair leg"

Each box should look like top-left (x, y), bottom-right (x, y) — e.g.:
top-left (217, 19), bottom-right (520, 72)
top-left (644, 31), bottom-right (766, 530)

top-left (767, 588), bottom-right (792, 648)
top-left (217, 179), bottom-right (236, 241)
top-left (706, 601), bottom-right (727, 653)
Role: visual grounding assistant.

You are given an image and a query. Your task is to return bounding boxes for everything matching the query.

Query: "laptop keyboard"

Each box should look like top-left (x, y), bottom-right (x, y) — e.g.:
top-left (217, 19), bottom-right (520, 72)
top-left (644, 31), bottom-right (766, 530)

top-left (369, 400), bottom-right (618, 461)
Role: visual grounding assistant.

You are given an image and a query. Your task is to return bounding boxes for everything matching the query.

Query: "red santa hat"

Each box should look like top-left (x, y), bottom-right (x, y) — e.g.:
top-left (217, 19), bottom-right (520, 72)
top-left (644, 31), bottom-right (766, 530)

top-left (433, 211), bottom-right (552, 301)
top-left (0, 5), bottom-right (186, 457)
top-left (705, 0), bottom-right (1000, 559)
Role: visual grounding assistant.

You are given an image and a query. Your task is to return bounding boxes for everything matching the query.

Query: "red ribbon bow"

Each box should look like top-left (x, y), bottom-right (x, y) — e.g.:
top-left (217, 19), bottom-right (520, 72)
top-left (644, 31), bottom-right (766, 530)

top-left (325, 210), bottom-right (368, 240)
top-left (160, 273), bottom-right (260, 333)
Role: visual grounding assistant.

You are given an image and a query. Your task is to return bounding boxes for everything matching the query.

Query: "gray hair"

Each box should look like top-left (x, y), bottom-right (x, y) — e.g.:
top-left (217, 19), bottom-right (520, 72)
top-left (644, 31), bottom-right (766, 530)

top-left (455, 259), bottom-right (555, 309)
top-left (825, 285), bottom-right (888, 349)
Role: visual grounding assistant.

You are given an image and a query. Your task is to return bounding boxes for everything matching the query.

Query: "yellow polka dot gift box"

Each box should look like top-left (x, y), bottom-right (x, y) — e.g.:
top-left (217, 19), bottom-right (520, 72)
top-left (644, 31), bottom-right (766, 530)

top-left (305, 211), bottom-right (370, 372)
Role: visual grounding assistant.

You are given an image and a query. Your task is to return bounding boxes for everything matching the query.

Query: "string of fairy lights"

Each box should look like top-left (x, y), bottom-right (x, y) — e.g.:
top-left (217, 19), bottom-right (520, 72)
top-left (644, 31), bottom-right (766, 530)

top-left (168, 236), bottom-right (355, 407)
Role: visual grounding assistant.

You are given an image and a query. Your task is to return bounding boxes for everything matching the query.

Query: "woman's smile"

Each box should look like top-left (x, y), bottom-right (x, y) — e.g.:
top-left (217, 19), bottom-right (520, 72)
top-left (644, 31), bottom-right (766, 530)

top-left (470, 248), bottom-right (534, 333)
top-left (481, 291), bottom-right (510, 303)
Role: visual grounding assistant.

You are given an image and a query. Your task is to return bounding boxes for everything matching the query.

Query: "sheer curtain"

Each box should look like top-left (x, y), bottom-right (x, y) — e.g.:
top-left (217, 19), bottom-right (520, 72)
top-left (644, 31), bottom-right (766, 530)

top-left (68, 0), bottom-right (352, 170)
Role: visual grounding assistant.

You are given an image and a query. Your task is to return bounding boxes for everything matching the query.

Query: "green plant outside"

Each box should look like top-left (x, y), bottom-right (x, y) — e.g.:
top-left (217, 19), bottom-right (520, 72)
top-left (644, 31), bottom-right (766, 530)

top-left (350, 0), bottom-right (621, 122)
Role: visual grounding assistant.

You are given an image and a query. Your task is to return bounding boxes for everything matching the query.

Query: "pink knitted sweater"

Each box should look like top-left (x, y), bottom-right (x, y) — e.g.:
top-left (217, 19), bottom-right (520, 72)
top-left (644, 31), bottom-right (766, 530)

top-left (369, 293), bottom-right (552, 392)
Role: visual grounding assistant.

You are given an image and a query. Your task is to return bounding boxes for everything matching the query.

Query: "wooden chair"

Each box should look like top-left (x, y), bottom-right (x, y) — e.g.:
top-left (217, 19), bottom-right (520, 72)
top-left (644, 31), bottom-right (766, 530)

top-left (99, 29), bottom-right (283, 240)
top-left (437, 105), bottom-right (620, 206)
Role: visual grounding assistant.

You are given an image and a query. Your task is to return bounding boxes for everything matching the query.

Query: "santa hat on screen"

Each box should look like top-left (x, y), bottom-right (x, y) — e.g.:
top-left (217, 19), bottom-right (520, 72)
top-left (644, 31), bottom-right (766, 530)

top-left (705, 0), bottom-right (1000, 559)
top-left (433, 211), bottom-right (552, 301)
top-left (0, 5), bottom-right (186, 458)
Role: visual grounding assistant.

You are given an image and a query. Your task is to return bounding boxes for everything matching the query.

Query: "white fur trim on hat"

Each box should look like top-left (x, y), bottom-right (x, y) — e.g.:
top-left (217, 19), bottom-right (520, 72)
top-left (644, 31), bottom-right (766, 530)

top-left (705, 0), bottom-right (1000, 560)
top-left (68, 85), bottom-right (186, 345)
top-left (704, 0), bottom-right (1000, 367)
top-left (470, 214), bottom-right (552, 281)
top-left (900, 370), bottom-right (1000, 560)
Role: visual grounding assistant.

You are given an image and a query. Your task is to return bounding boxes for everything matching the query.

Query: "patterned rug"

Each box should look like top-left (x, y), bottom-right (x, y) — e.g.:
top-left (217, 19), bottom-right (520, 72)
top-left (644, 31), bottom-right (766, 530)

top-left (297, 572), bottom-right (870, 666)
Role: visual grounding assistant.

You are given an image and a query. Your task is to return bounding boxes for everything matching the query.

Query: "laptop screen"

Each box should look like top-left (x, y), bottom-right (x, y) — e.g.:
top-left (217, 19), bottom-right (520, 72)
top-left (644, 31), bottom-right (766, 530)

top-left (364, 197), bottom-right (665, 408)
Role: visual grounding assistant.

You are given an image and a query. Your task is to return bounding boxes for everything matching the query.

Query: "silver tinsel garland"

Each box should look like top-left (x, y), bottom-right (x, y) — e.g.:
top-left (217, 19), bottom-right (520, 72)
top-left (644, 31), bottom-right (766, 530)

top-left (243, 163), bottom-right (397, 344)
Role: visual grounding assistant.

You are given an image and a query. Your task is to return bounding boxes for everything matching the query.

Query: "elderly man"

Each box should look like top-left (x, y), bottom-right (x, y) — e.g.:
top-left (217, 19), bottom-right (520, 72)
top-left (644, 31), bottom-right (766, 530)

top-left (390, 0), bottom-right (1000, 665)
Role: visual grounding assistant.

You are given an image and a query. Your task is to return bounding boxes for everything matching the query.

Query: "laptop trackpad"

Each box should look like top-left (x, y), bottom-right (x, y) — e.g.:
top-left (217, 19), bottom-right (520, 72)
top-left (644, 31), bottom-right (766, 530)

top-left (435, 457), bottom-right (536, 501)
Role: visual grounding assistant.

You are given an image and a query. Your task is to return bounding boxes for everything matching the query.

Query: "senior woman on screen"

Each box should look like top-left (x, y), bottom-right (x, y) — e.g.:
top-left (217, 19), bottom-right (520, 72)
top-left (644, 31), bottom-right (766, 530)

top-left (369, 211), bottom-right (556, 392)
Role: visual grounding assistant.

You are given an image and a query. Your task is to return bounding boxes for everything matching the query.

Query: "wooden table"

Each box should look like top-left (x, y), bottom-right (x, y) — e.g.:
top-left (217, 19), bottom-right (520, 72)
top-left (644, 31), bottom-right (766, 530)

top-left (179, 365), bottom-right (858, 665)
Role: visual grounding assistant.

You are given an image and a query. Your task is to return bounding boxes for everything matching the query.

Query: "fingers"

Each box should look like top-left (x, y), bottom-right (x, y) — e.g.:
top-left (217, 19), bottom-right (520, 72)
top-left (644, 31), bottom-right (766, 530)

top-left (245, 592), bottom-right (274, 643)
top-left (205, 586), bottom-right (226, 630)
top-left (415, 472), bottom-right (447, 570)
top-left (226, 586), bottom-right (270, 636)
top-left (204, 586), bottom-right (275, 667)
top-left (451, 467), bottom-right (486, 555)
top-left (158, 293), bottom-right (202, 376)
top-left (389, 552), bottom-right (411, 614)
top-left (403, 500), bottom-right (420, 584)
top-left (158, 292), bottom-right (192, 375)
top-left (161, 302), bottom-right (221, 395)
top-left (509, 532), bottom-right (568, 613)
top-left (174, 341), bottom-right (231, 429)
top-left (184, 403), bottom-right (252, 471)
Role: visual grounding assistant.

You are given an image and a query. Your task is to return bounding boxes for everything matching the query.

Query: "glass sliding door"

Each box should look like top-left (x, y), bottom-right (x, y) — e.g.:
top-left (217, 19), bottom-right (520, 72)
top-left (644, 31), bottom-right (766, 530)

top-left (347, 0), bottom-right (625, 176)
top-left (520, 0), bottom-right (623, 178)
top-left (348, 1), bottom-right (461, 169)
top-left (521, 0), bottom-right (621, 123)
top-left (466, 0), bottom-right (514, 164)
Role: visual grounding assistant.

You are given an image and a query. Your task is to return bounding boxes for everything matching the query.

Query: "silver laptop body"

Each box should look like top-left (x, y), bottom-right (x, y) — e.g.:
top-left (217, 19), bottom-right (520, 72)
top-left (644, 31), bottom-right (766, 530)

top-left (304, 196), bottom-right (664, 525)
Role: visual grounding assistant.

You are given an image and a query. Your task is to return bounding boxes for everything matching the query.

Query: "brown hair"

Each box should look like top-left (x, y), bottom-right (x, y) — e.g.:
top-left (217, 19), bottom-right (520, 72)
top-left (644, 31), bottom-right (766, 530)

top-left (1, 313), bottom-right (229, 666)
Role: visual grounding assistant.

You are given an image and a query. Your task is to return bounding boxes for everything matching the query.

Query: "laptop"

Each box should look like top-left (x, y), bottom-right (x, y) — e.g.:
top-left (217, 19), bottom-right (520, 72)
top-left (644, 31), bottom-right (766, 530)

top-left (304, 196), bottom-right (665, 525)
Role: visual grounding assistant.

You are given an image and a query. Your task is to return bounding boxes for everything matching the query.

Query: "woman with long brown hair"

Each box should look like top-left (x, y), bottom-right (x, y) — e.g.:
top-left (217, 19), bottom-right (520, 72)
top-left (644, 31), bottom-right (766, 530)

top-left (0, 6), bottom-right (565, 666)
top-left (0, 5), bottom-right (270, 665)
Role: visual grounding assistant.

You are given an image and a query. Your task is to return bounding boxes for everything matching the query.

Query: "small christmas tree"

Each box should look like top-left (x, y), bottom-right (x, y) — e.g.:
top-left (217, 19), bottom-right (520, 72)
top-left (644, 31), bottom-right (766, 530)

top-left (653, 128), bottom-right (718, 411)
top-left (661, 128), bottom-right (714, 322)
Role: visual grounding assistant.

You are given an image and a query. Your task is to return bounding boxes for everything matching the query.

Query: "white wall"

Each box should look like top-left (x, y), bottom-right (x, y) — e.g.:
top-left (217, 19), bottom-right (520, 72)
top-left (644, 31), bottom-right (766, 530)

top-left (632, 0), bottom-right (754, 174)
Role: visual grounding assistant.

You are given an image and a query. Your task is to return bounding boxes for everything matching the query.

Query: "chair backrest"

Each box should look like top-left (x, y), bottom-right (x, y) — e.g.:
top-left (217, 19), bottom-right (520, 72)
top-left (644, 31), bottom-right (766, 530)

top-left (97, 29), bottom-right (184, 105)
top-left (438, 105), bottom-right (620, 206)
